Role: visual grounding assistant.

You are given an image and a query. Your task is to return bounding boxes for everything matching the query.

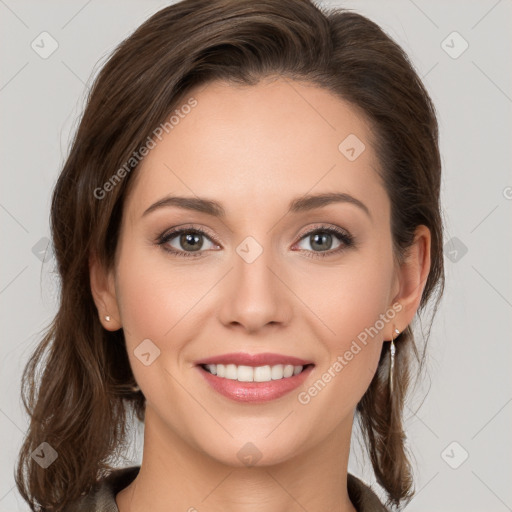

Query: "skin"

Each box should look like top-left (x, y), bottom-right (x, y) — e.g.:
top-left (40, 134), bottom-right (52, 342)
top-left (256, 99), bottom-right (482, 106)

top-left (90, 77), bottom-right (431, 512)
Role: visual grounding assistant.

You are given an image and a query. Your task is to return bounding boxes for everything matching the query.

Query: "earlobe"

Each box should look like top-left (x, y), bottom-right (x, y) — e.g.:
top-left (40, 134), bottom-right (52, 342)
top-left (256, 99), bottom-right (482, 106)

top-left (389, 225), bottom-right (431, 337)
top-left (89, 252), bottom-right (122, 331)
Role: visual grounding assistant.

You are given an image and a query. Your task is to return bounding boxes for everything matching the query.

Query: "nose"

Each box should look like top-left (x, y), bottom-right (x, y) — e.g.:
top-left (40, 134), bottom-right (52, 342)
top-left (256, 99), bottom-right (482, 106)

top-left (217, 240), bottom-right (292, 334)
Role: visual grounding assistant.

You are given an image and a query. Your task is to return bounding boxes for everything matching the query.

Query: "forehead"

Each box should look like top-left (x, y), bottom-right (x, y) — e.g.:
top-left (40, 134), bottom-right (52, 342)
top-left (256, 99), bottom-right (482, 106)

top-left (125, 78), bottom-right (387, 224)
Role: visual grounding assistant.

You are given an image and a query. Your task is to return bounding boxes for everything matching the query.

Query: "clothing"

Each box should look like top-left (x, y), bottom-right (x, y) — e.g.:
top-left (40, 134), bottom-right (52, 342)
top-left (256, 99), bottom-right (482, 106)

top-left (64, 465), bottom-right (389, 512)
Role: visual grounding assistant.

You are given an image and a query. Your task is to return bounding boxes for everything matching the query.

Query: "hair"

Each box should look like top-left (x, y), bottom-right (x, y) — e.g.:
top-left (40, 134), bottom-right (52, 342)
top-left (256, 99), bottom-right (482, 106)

top-left (16, 0), bottom-right (444, 510)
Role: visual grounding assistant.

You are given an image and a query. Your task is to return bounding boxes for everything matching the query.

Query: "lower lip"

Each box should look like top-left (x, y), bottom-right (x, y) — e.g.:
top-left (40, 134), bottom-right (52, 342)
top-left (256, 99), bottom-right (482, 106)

top-left (197, 365), bottom-right (314, 403)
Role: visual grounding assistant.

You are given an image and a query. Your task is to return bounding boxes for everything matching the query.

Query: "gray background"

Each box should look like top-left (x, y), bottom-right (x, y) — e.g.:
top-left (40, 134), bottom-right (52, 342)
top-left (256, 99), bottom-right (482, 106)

top-left (1, 0), bottom-right (511, 510)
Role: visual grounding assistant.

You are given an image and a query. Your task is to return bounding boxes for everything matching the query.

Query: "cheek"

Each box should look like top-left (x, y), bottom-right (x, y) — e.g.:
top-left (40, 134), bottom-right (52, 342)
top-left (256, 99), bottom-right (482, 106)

top-left (114, 255), bottom-right (190, 409)
top-left (115, 241), bottom-right (203, 341)
top-left (296, 250), bottom-right (394, 345)
top-left (114, 244), bottom-right (220, 388)
top-left (296, 250), bottom-right (394, 402)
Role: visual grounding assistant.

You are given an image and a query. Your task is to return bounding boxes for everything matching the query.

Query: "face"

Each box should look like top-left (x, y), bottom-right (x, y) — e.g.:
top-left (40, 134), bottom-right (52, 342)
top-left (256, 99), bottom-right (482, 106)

top-left (101, 77), bottom-right (407, 467)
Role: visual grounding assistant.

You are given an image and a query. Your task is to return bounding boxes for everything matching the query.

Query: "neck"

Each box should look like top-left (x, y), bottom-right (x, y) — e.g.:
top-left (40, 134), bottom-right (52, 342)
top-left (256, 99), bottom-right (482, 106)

top-left (116, 406), bottom-right (357, 512)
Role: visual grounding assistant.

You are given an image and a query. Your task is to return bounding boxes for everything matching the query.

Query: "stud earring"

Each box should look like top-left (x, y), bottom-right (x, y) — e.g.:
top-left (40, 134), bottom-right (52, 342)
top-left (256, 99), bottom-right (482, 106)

top-left (389, 327), bottom-right (399, 395)
top-left (105, 315), bottom-right (111, 322)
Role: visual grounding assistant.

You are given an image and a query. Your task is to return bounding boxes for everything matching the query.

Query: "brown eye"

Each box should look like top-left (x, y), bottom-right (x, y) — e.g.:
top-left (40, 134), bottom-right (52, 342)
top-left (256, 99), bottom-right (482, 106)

top-left (294, 226), bottom-right (354, 258)
top-left (158, 227), bottom-right (219, 258)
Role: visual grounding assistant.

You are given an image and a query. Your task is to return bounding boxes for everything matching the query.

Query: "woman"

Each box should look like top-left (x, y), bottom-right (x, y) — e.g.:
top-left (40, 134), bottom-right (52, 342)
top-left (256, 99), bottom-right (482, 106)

top-left (16, 0), bottom-right (444, 511)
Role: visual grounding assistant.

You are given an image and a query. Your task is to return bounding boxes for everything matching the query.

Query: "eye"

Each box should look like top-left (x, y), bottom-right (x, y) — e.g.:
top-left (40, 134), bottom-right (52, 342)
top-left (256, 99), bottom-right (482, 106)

top-left (157, 224), bottom-right (355, 259)
top-left (157, 226), bottom-right (219, 258)
top-left (293, 225), bottom-right (355, 258)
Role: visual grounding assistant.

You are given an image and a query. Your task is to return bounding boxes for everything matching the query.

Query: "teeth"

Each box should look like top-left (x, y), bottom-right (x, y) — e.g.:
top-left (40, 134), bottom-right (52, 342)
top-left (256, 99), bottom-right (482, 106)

top-left (253, 365), bottom-right (270, 382)
top-left (271, 364), bottom-right (284, 380)
top-left (225, 364), bottom-right (237, 380)
top-left (238, 365), bottom-right (255, 382)
top-left (204, 363), bottom-right (305, 382)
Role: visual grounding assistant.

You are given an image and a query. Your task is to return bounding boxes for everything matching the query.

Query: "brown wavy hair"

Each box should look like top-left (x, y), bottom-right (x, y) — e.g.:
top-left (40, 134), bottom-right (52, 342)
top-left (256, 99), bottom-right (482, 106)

top-left (15, 0), bottom-right (444, 510)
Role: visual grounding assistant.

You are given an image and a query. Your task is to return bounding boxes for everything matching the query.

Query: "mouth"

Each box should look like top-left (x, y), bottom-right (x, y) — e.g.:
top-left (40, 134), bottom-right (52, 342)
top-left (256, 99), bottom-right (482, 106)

top-left (200, 363), bottom-right (314, 382)
top-left (194, 352), bottom-right (315, 403)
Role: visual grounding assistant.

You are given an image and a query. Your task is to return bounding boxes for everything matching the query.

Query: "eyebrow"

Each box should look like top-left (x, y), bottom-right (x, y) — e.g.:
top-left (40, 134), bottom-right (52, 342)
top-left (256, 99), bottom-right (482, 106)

top-left (142, 192), bottom-right (371, 220)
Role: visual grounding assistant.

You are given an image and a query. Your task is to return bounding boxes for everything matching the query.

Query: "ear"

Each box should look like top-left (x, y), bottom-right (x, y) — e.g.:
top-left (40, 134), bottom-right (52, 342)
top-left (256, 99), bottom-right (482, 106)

top-left (387, 224), bottom-right (431, 340)
top-left (89, 252), bottom-right (122, 331)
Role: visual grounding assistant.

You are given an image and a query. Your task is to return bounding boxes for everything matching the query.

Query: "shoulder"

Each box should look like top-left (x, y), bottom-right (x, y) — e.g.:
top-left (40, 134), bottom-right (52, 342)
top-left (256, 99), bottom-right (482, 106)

top-left (63, 467), bottom-right (387, 512)
top-left (347, 473), bottom-right (389, 512)
top-left (63, 466), bottom-right (140, 512)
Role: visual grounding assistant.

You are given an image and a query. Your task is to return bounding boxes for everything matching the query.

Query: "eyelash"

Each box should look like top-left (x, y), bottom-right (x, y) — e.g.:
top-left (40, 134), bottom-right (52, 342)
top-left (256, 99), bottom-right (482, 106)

top-left (156, 224), bottom-right (355, 259)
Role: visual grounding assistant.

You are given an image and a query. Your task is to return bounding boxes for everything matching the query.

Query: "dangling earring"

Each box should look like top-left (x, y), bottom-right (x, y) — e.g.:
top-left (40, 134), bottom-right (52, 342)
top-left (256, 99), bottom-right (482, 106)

top-left (105, 315), bottom-right (111, 322)
top-left (389, 327), bottom-right (399, 395)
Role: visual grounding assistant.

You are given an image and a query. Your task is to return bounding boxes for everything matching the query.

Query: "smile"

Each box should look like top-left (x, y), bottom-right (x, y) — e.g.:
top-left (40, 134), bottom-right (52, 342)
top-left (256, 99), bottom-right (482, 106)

top-left (202, 363), bottom-right (309, 382)
top-left (195, 353), bottom-right (315, 403)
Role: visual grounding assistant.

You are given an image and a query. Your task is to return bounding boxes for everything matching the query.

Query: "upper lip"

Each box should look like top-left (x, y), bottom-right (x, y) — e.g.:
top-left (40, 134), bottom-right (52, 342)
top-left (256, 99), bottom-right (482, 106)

top-left (195, 352), bottom-right (314, 367)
